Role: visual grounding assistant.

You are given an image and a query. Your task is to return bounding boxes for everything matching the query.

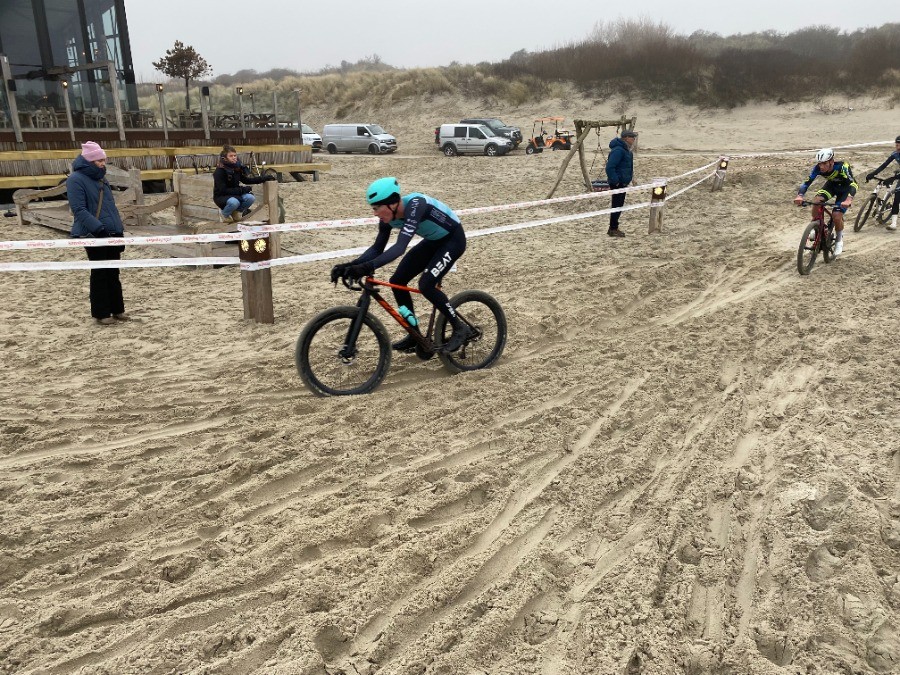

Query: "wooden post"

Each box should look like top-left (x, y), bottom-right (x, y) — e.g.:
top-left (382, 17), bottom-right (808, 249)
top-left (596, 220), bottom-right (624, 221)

top-left (172, 170), bottom-right (183, 227)
top-left (60, 81), bottom-right (75, 142)
top-left (200, 87), bottom-right (210, 141)
top-left (546, 127), bottom-right (592, 199)
top-left (239, 233), bottom-right (274, 324)
top-left (711, 156), bottom-right (729, 192)
top-left (129, 168), bottom-right (146, 227)
top-left (648, 181), bottom-right (667, 234)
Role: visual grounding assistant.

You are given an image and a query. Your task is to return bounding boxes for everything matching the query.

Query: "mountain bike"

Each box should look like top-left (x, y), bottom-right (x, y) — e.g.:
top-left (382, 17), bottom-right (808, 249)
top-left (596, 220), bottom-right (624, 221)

top-left (854, 174), bottom-right (899, 231)
top-left (296, 276), bottom-right (507, 396)
top-left (797, 200), bottom-right (837, 276)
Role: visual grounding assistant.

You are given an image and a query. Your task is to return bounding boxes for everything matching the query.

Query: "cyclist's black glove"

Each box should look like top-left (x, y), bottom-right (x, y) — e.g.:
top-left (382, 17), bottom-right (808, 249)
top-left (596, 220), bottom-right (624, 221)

top-left (865, 173), bottom-right (876, 182)
top-left (330, 263), bottom-right (349, 284)
top-left (346, 261), bottom-right (374, 282)
top-left (264, 174), bottom-right (277, 182)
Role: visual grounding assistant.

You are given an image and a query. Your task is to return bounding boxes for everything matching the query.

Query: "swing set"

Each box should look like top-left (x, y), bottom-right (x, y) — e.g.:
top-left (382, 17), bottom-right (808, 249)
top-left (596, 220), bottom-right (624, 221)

top-left (544, 116), bottom-right (637, 199)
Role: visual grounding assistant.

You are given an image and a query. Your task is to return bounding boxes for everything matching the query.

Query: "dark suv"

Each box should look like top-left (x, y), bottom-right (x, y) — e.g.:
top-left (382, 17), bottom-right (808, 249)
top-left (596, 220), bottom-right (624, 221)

top-left (460, 118), bottom-right (522, 148)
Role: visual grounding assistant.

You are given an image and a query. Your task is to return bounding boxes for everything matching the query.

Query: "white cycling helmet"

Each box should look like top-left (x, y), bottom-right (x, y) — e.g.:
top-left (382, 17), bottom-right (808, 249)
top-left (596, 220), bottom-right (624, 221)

top-left (815, 148), bottom-right (835, 163)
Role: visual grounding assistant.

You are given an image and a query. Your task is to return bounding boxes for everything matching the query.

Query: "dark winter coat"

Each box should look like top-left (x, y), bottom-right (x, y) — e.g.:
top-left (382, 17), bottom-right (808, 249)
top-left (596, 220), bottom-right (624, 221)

top-left (67, 156), bottom-right (124, 238)
top-left (605, 137), bottom-right (634, 187)
top-left (212, 159), bottom-right (266, 208)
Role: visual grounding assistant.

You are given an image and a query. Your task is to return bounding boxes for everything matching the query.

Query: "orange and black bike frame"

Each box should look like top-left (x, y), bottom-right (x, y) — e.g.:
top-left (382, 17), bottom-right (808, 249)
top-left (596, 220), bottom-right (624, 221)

top-left (343, 277), bottom-right (440, 355)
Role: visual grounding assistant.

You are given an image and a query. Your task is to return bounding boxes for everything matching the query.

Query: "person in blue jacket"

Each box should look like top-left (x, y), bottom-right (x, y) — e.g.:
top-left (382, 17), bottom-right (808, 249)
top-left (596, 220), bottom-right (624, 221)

top-left (330, 177), bottom-right (473, 354)
top-left (605, 129), bottom-right (637, 237)
top-left (864, 135), bottom-right (900, 231)
top-left (67, 141), bottom-right (129, 325)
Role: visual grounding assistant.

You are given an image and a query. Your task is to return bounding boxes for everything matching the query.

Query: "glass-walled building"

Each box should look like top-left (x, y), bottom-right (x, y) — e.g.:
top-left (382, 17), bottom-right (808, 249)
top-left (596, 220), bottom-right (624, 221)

top-left (0, 0), bottom-right (137, 126)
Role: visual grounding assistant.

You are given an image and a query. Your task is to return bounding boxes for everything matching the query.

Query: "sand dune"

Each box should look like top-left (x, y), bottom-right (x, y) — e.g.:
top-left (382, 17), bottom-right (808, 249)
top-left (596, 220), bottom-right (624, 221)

top-left (1, 94), bottom-right (899, 674)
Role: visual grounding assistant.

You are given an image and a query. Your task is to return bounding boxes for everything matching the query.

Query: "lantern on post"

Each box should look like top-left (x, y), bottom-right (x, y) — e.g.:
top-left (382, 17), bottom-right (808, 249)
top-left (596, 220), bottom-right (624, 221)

top-left (156, 84), bottom-right (168, 141)
top-left (712, 156), bottom-right (729, 192)
top-left (236, 86), bottom-right (246, 139)
top-left (648, 181), bottom-right (667, 234)
top-left (60, 80), bottom-right (75, 142)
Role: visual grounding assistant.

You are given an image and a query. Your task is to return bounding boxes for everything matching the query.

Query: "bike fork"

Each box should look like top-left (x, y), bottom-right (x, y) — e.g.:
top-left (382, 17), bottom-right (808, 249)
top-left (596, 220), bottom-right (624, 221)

top-left (339, 293), bottom-right (372, 360)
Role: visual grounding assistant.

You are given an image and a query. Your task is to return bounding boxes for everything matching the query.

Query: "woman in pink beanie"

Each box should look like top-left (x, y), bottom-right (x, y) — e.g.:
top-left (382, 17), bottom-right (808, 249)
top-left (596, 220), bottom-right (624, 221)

top-left (67, 141), bottom-right (129, 325)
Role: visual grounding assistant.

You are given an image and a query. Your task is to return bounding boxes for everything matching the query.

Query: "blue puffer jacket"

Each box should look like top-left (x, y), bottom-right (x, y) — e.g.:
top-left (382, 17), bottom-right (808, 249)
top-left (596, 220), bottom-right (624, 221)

top-left (605, 137), bottom-right (634, 186)
top-left (67, 155), bottom-right (124, 238)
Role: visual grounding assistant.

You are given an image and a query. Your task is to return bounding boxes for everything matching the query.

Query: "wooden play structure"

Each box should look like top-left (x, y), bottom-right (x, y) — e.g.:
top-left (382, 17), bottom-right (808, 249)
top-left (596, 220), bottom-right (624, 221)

top-left (545, 116), bottom-right (637, 198)
top-left (13, 166), bottom-right (283, 259)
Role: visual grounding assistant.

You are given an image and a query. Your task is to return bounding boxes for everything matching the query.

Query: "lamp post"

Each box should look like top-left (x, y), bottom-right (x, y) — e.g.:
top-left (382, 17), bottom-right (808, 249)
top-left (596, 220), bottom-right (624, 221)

top-left (60, 80), bottom-right (75, 142)
top-left (156, 83), bottom-right (168, 141)
top-left (236, 86), bottom-right (246, 139)
top-left (249, 92), bottom-right (255, 113)
top-left (294, 88), bottom-right (303, 145)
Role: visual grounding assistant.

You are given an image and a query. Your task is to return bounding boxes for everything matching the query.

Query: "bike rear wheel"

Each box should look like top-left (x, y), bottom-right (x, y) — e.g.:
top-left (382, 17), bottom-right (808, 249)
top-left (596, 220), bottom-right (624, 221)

top-left (435, 290), bottom-right (507, 373)
top-left (797, 221), bottom-right (820, 276)
top-left (295, 306), bottom-right (391, 396)
top-left (854, 194), bottom-right (876, 232)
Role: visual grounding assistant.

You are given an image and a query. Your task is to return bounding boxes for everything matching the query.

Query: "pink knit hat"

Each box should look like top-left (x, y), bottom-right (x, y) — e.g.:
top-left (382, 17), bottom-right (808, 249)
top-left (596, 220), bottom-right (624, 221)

top-left (80, 141), bottom-right (106, 161)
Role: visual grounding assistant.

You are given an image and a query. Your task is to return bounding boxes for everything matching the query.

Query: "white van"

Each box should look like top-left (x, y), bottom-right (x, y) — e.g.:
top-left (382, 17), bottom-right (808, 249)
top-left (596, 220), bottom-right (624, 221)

top-left (301, 123), bottom-right (323, 152)
top-left (437, 123), bottom-right (513, 157)
top-left (323, 123), bottom-right (397, 155)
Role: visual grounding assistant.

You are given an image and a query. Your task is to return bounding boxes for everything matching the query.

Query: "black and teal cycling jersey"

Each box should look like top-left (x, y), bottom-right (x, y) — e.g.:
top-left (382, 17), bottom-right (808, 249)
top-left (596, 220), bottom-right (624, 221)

top-left (356, 193), bottom-right (463, 269)
top-left (798, 160), bottom-right (858, 197)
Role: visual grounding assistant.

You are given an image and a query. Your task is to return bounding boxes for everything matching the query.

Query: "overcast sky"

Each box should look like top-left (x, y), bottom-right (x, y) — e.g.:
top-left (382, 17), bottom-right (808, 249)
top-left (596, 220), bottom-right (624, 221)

top-left (124, 0), bottom-right (895, 82)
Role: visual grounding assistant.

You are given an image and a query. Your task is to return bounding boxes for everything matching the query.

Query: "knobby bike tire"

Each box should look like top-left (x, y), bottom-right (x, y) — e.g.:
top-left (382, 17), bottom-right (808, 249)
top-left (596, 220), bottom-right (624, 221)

top-left (875, 195), bottom-right (893, 225)
top-left (797, 221), bottom-right (820, 276)
top-left (295, 306), bottom-right (391, 396)
top-left (435, 290), bottom-right (507, 373)
top-left (854, 194), bottom-right (876, 232)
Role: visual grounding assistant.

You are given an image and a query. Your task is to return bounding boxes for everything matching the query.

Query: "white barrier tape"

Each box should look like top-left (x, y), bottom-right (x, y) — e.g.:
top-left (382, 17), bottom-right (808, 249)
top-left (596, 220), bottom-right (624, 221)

top-left (237, 200), bottom-right (655, 271)
top-left (0, 256), bottom-right (238, 272)
top-left (0, 230), bottom-right (267, 251)
top-left (729, 140), bottom-right (894, 160)
top-left (670, 160), bottom-right (719, 180)
top-left (667, 172), bottom-right (718, 201)
top-left (236, 165), bottom-right (713, 236)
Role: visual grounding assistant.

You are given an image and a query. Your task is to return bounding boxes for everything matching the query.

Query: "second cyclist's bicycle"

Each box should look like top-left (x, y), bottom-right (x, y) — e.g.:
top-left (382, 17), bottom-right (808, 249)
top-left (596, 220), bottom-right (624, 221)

top-left (797, 200), bottom-right (837, 276)
top-left (854, 174), bottom-right (898, 232)
top-left (295, 276), bottom-right (507, 396)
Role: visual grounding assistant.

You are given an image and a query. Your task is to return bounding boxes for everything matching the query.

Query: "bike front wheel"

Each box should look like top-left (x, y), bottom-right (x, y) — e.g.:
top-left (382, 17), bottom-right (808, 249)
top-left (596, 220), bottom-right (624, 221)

top-left (797, 221), bottom-right (820, 276)
top-left (435, 290), bottom-right (507, 373)
top-left (875, 196), bottom-right (893, 225)
top-left (295, 306), bottom-right (391, 396)
top-left (854, 194), bottom-right (876, 232)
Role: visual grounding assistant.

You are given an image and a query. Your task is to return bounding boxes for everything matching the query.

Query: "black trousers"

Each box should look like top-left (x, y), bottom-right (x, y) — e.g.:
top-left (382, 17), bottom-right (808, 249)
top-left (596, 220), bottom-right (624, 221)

top-left (389, 228), bottom-right (467, 324)
top-left (609, 186), bottom-right (627, 230)
top-left (85, 244), bottom-right (125, 319)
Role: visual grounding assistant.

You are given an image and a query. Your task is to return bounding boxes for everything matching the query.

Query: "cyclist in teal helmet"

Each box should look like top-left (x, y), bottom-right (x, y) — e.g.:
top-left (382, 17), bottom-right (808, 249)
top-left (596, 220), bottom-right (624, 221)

top-left (331, 176), bottom-right (473, 353)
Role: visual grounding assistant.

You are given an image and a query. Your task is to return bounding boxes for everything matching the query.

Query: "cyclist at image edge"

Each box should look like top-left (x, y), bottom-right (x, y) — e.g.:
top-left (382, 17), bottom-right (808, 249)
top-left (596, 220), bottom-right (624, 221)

top-left (331, 177), bottom-right (473, 353)
top-left (864, 135), bottom-right (900, 231)
top-left (793, 148), bottom-right (858, 255)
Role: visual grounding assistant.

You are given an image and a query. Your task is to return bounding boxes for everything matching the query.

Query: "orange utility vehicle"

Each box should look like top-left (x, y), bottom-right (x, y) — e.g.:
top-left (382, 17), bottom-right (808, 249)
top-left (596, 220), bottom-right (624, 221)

top-left (525, 117), bottom-right (574, 154)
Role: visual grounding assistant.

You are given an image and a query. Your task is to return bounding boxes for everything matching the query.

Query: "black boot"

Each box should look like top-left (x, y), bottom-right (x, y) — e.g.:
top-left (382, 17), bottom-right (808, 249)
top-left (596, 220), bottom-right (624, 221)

top-left (392, 334), bottom-right (418, 352)
top-left (440, 322), bottom-right (474, 353)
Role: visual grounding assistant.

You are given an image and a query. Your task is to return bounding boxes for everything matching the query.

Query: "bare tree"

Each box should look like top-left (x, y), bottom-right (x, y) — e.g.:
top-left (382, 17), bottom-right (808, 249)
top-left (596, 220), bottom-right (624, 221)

top-left (152, 40), bottom-right (212, 110)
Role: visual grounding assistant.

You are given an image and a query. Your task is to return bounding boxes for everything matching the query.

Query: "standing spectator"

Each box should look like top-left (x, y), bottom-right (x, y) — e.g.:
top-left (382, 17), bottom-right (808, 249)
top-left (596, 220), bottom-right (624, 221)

top-left (605, 130), bottom-right (637, 237)
top-left (864, 135), bottom-right (900, 231)
top-left (212, 145), bottom-right (274, 222)
top-left (67, 141), bottom-right (128, 326)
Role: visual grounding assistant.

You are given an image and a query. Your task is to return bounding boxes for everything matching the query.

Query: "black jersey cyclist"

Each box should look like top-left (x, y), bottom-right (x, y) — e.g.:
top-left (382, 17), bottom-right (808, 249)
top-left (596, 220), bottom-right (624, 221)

top-left (794, 148), bottom-right (858, 255)
top-left (331, 177), bottom-right (473, 353)
top-left (864, 135), bottom-right (900, 231)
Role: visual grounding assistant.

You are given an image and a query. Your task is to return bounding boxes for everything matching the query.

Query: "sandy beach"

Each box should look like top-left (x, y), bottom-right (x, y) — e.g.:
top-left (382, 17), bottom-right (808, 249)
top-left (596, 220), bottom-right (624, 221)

top-left (1, 93), bottom-right (899, 674)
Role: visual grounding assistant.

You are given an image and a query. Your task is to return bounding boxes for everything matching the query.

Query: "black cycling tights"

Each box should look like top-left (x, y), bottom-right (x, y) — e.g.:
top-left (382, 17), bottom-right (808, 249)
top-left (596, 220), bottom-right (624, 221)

top-left (389, 228), bottom-right (467, 323)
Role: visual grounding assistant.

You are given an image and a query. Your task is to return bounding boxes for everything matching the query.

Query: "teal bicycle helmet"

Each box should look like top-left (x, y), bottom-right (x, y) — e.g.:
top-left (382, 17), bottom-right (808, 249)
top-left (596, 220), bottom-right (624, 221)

top-left (366, 177), bottom-right (401, 206)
